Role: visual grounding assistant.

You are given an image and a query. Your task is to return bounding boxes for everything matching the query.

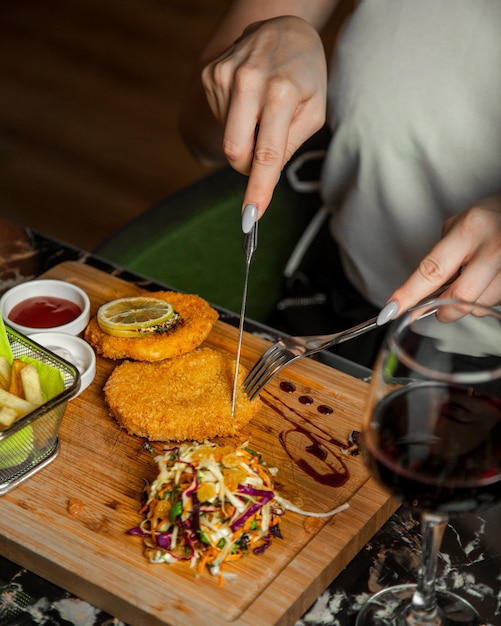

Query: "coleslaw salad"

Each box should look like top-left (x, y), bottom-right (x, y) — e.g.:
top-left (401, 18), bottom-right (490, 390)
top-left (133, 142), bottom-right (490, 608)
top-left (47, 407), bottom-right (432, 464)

top-left (128, 440), bottom-right (349, 584)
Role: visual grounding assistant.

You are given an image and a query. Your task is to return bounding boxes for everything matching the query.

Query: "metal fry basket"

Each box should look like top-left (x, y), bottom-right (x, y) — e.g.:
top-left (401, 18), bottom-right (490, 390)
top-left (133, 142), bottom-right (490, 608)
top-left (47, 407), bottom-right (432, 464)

top-left (0, 326), bottom-right (80, 494)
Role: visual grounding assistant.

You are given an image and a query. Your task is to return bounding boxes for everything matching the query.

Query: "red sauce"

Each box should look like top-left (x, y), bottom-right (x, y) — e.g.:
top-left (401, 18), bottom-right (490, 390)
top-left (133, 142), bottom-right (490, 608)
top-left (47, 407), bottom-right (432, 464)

top-left (8, 296), bottom-right (82, 328)
top-left (279, 379), bottom-right (334, 415)
top-left (265, 384), bottom-right (350, 489)
top-left (298, 395), bottom-right (314, 405)
top-left (317, 404), bottom-right (334, 415)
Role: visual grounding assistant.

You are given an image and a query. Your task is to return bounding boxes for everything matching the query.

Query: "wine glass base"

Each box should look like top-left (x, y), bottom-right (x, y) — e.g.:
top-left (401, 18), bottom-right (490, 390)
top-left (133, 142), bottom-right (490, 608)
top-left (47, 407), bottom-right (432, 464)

top-left (355, 583), bottom-right (484, 626)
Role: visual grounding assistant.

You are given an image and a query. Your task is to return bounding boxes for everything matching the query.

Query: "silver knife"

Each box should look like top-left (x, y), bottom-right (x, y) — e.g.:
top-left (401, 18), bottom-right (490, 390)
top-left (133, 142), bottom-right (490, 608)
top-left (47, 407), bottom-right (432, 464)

top-left (231, 218), bottom-right (258, 416)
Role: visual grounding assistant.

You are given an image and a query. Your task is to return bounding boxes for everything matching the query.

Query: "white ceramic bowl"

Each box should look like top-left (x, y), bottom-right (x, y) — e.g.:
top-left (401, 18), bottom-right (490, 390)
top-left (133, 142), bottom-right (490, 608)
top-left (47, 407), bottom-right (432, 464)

top-left (28, 332), bottom-right (96, 397)
top-left (0, 279), bottom-right (90, 336)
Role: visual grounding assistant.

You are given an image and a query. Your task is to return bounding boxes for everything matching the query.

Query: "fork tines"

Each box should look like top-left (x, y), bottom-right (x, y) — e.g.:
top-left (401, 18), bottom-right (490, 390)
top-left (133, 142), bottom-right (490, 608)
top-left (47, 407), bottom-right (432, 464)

top-left (242, 345), bottom-right (290, 400)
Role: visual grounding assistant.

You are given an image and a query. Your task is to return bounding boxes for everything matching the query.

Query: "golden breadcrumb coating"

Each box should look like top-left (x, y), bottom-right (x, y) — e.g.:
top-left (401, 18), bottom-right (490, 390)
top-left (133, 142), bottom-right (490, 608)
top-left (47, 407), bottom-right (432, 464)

top-left (84, 291), bottom-right (218, 361)
top-left (104, 347), bottom-right (261, 441)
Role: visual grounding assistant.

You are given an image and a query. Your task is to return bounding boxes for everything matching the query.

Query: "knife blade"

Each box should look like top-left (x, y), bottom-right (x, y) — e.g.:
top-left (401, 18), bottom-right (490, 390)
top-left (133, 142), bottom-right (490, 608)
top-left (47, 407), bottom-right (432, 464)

top-left (231, 218), bottom-right (258, 416)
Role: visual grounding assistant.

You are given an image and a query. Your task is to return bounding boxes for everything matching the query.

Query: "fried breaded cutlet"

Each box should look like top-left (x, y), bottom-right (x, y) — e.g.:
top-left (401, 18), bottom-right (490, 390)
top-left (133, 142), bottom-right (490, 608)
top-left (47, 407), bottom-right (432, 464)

top-left (104, 347), bottom-right (261, 441)
top-left (85, 291), bottom-right (218, 361)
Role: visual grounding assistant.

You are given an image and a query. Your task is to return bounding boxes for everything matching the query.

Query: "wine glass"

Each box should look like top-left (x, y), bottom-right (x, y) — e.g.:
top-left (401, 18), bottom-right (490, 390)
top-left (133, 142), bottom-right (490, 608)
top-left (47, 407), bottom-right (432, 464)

top-left (357, 299), bottom-right (501, 626)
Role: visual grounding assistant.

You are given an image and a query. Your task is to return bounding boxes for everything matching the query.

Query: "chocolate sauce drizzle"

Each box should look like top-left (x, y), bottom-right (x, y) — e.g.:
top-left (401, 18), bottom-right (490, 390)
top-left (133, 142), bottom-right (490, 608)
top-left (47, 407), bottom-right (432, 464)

top-left (262, 381), bottom-right (352, 489)
top-left (279, 382), bottom-right (334, 415)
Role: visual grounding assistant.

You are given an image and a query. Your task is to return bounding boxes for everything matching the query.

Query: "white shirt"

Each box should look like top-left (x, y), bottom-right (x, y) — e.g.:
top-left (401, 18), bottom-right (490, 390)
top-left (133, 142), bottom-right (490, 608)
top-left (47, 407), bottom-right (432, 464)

top-left (322, 0), bottom-right (501, 307)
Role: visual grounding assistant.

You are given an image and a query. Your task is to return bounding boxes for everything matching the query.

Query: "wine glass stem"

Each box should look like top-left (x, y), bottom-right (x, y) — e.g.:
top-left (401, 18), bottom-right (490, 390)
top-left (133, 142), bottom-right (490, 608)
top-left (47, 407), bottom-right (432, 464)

top-left (406, 512), bottom-right (448, 625)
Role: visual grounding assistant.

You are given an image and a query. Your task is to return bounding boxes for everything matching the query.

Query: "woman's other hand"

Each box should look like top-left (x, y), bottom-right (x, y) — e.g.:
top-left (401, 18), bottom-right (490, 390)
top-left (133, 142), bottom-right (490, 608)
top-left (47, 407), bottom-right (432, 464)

top-left (379, 194), bottom-right (501, 322)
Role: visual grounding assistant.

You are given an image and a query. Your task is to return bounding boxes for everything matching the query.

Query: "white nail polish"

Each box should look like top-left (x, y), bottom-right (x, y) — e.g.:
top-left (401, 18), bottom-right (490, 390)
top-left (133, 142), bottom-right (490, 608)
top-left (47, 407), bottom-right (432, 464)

top-left (242, 203), bottom-right (258, 233)
top-left (377, 300), bottom-right (399, 326)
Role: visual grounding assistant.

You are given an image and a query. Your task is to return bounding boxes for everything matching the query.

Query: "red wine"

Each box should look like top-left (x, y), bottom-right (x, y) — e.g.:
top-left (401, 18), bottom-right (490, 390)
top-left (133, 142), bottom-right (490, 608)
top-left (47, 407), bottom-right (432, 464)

top-left (9, 296), bottom-right (82, 329)
top-left (364, 383), bottom-right (501, 514)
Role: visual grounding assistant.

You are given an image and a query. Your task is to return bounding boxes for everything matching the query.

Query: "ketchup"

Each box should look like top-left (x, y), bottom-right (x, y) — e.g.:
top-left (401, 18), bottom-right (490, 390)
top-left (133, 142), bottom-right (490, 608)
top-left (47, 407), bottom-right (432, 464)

top-left (8, 296), bottom-right (82, 328)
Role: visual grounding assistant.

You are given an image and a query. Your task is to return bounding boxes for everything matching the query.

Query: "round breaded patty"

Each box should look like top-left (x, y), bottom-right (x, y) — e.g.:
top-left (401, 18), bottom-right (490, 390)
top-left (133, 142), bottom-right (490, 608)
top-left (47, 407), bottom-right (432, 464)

top-left (85, 291), bottom-right (218, 361)
top-left (104, 347), bottom-right (261, 441)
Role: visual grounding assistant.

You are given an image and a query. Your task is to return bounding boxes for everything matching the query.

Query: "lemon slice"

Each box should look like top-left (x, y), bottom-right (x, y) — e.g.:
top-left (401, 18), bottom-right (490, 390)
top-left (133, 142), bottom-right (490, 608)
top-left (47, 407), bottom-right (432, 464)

top-left (97, 297), bottom-right (175, 338)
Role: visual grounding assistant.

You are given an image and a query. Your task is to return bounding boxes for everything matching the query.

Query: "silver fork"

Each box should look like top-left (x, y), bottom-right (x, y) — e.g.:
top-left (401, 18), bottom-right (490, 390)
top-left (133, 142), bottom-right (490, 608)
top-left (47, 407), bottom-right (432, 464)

top-left (243, 283), bottom-right (453, 400)
top-left (242, 316), bottom-right (379, 400)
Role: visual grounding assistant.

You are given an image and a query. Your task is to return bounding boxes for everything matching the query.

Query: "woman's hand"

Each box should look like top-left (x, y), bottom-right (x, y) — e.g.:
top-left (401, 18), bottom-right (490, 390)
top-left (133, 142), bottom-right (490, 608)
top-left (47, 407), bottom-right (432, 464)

top-left (201, 15), bottom-right (328, 218)
top-left (379, 194), bottom-right (501, 322)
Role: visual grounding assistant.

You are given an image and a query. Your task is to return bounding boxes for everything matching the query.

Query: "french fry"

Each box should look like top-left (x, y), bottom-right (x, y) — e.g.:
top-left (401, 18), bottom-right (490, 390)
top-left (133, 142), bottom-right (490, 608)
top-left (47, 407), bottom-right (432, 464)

top-left (0, 406), bottom-right (19, 428)
top-left (0, 373), bottom-right (8, 391)
top-left (0, 356), bottom-right (11, 390)
top-left (0, 355), bottom-right (46, 430)
top-left (0, 388), bottom-right (36, 416)
top-left (8, 359), bottom-right (27, 398)
top-left (20, 364), bottom-right (44, 405)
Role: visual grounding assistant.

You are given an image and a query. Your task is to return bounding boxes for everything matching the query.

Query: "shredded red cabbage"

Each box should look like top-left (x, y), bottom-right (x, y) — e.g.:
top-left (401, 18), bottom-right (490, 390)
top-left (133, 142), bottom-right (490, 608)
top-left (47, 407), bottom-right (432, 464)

top-left (126, 526), bottom-right (146, 537)
top-left (229, 485), bottom-right (276, 532)
top-left (237, 485), bottom-right (274, 500)
top-left (157, 532), bottom-right (172, 549)
top-left (253, 536), bottom-right (272, 555)
top-left (231, 500), bottom-right (271, 532)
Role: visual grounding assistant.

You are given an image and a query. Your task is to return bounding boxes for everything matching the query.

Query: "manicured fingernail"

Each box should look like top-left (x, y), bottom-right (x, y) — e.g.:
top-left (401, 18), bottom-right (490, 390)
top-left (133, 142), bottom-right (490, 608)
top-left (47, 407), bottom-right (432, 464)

top-left (377, 301), bottom-right (399, 326)
top-left (242, 203), bottom-right (258, 233)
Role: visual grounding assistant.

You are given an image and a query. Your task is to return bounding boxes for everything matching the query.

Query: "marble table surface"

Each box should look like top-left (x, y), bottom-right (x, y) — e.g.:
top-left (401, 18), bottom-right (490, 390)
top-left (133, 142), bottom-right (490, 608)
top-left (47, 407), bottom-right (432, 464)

top-left (0, 221), bottom-right (499, 626)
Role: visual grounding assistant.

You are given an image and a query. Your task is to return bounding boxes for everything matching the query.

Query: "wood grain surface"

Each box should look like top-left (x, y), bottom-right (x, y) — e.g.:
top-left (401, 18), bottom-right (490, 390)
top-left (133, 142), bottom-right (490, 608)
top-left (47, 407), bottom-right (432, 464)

top-left (0, 262), bottom-right (397, 626)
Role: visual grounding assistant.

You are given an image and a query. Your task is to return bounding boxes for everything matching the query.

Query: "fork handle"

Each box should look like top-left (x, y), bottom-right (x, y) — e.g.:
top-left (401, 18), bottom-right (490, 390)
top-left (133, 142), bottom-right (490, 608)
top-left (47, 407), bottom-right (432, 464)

top-left (300, 281), bottom-right (453, 354)
top-left (302, 317), bottom-right (379, 353)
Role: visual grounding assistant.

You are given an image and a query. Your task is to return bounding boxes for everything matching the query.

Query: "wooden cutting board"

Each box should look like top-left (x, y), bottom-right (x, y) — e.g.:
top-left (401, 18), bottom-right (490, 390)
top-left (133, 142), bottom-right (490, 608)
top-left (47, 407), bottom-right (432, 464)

top-left (0, 262), bottom-right (397, 626)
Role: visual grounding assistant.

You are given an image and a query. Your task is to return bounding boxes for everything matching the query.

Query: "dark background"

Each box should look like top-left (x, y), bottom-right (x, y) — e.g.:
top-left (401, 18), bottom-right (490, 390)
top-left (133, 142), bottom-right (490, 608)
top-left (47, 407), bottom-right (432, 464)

top-left (0, 0), bottom-right (351, 252)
